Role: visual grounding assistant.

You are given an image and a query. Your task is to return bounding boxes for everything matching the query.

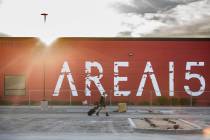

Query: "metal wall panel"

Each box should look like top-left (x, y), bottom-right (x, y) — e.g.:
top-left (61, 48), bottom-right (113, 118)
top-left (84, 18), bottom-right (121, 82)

top-left (4, 75), bottom-right (25, 96)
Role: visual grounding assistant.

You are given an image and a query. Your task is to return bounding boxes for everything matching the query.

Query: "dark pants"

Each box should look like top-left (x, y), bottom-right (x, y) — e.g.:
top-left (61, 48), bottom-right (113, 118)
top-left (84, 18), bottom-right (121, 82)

top-left (96, 105), bottom-right (108, 115)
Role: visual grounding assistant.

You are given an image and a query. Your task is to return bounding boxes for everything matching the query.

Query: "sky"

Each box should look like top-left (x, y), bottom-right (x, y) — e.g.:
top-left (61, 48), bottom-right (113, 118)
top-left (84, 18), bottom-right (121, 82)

top-left (0, 0), bottom-right (210, 40)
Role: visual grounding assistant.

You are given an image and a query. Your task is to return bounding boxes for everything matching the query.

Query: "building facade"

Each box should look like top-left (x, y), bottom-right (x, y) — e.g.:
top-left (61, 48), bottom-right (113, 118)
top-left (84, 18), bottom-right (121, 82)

top-left (0, 37), bottom-right (210, 106)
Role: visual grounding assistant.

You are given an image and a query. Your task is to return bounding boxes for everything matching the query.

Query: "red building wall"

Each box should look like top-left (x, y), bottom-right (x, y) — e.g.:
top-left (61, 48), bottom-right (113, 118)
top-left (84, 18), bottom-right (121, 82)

top-left (0, 37), bottom-right (210, 106)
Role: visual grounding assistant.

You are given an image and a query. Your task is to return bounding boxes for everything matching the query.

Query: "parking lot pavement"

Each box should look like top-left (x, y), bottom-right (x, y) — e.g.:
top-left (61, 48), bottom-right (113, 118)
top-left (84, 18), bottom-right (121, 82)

top-left (0, 133), bottom-right (209, 140)
top-left (0, 106), bottom-right (210, 140)
top-left (0, 113), bottom-right (132, 133)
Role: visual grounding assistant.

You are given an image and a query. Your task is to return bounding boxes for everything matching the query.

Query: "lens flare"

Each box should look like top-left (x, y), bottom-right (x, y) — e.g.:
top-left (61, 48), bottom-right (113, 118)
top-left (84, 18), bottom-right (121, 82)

top-left (203, 127), bottom-right (210, 138)
top-left (39, 35), bottom-right (57, 46)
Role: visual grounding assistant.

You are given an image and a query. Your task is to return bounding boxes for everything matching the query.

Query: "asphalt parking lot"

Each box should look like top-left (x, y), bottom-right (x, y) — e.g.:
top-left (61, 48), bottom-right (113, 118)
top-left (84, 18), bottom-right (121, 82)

top-left (0, 106), bottom-right (210, 140)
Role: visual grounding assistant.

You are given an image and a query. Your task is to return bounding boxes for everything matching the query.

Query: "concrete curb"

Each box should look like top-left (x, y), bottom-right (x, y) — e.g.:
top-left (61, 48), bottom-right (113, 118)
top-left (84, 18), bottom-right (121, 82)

top-left (128, 118), bottom-right (203, 135)
top-left (128, 118), bottom-right (136, 128)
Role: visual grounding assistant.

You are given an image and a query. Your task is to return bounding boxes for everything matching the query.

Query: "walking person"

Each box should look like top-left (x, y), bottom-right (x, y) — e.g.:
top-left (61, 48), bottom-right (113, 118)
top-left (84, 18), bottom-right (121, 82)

top-left (96, 92), bottom-right (109, 116)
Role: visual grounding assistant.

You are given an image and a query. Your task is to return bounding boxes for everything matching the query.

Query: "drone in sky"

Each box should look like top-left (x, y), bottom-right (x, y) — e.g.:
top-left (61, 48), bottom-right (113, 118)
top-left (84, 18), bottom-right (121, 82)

top-left (41, 13), bottom-right (48, 23)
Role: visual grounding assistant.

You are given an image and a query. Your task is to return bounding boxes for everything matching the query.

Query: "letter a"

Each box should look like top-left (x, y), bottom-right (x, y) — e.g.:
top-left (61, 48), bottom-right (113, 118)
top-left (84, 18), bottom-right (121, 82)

top-left (136, 61), bottom-right (161, 96)
top-left (53, 61), bottom-right (78, 96)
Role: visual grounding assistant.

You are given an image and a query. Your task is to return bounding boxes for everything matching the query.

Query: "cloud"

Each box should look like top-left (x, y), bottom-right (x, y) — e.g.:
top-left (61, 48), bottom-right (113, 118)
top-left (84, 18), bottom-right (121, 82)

top-left (114, 0), bottom-right (198, 15)
top-left (0, 32), bottom-right (10, 37)
top-left (0, 0), bottom-right (209, 37)
top-left (145, 18), bottom-right (210, 37)
top-left (117, 31), bottom-right (132, 37)
top-left (115, 0), bottom-right (210, 37)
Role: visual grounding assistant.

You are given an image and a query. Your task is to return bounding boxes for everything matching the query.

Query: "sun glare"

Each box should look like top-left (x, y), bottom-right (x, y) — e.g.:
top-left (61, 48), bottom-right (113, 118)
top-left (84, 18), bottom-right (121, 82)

top-left (39, 35), bottom-right (57, 46)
